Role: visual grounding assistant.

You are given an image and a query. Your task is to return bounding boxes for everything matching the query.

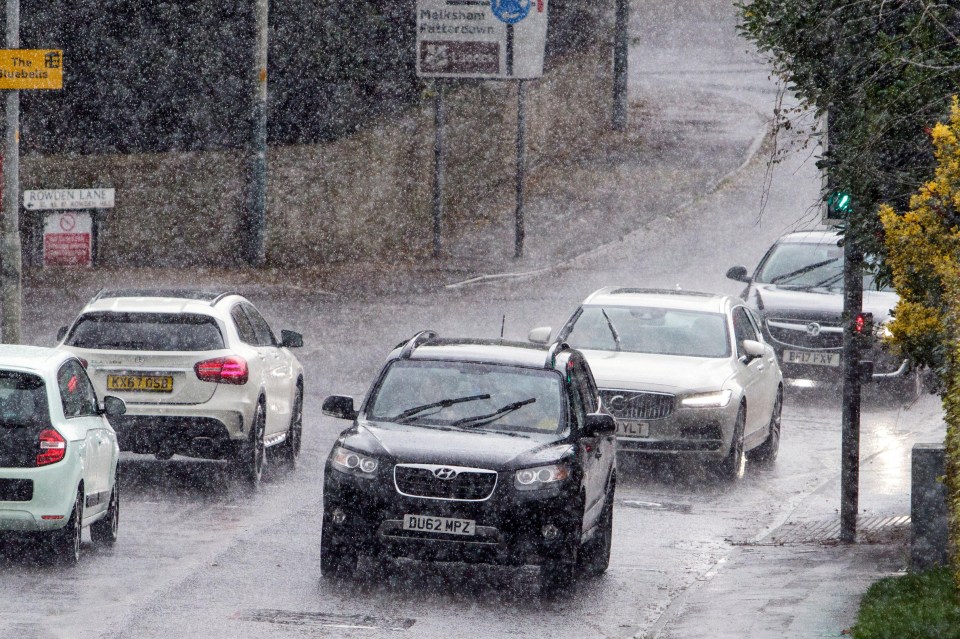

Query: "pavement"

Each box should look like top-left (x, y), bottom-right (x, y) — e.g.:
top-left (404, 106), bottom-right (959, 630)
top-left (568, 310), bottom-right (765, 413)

top-left (16, 2), bottom-right (948, 638)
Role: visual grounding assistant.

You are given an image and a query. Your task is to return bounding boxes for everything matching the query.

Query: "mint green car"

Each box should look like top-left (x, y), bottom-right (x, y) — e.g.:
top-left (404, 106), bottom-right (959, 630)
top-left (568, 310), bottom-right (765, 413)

top-left (0, 346), bottom-right (126, 565)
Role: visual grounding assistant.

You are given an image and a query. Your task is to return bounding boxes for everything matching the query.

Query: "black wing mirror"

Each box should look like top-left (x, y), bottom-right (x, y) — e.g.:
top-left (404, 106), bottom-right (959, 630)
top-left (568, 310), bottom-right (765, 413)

top-left (100, 396), bottom-right (127, 417)
top-left (323, 395), bottom-right (358, 420)
top-left (281, 330), bottom-right (303, 348)
top-left (725, 266), bottom-right (750, 283)
top-left (583, 413), bottom-right (616, 438)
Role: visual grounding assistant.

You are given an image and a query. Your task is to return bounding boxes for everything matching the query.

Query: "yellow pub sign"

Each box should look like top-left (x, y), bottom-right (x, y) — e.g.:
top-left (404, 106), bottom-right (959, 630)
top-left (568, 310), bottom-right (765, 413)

top-left (0, 50), bottom-right (63, 90)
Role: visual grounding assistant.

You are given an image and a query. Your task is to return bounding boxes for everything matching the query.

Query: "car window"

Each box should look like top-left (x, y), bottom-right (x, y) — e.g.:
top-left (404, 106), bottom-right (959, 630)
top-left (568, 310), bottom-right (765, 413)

top-left (732, 307), bottom-right (758, 358)
top-left (240, 303), bottom-right (277, 347)
top-left (58, 361), bottom-right (99, 418)
top-left (367, 360), bottom-right (566, 435)
top-left (66, 312), bottom-right (224, 351)
top-left (0, 371), bottom-right (48, 426)
top-left (571, 358), bottom-right (598, 414)
top-left (231, 305), bottom-right (257, 345)
top-left (755, 241), bottom-right (891, 291)
top-left (564, 306), bottom-right (731, 358)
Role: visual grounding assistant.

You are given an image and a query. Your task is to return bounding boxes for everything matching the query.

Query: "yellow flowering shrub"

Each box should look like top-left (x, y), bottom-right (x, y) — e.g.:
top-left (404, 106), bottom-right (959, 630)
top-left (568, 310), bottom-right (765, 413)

top-left (881, 97), bottom-right (960, 589)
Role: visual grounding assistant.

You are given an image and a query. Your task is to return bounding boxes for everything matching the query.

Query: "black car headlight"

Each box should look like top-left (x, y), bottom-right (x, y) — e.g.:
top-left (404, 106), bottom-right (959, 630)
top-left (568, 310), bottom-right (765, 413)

top-left (514, 463), bottom-right (571, 491)
top-left (331, 446), bottom-right (380, 479)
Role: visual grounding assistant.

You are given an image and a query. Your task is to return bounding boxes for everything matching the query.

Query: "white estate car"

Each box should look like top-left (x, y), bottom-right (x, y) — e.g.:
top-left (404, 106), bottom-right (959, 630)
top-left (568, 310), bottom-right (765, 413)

top-left (57, 290), bottom-right (304, 487)
top-left (0, 346), bottom-right (125, 565)
top-left (530, 288), bottom-right (784, 480)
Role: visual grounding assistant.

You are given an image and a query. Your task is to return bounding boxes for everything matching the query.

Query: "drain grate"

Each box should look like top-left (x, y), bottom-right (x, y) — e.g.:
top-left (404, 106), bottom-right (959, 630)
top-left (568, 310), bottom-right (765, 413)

top-left (233, 610), bottom-right (416, 631)
top-left (747, 515), bottom-right (910, 546)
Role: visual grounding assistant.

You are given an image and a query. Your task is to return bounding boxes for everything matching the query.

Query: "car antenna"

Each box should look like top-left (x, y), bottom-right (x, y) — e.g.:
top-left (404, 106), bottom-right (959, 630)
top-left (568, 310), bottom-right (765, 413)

top-left (500, 314), bottom-right (506, 339)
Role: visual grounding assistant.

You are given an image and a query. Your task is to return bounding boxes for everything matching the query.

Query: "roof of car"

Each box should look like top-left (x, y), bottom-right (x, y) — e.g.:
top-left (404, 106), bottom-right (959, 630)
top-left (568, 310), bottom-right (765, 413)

top-left (582, 287), bottom-right (731, 313)
top-left (775, 229), bottom-right (842, 245)
top-left (392, 337), bottom-right (567, 371)
top-left (0, 345), bottom-right (73, 374)
top-left (81, 289), bottom-right (241, 315)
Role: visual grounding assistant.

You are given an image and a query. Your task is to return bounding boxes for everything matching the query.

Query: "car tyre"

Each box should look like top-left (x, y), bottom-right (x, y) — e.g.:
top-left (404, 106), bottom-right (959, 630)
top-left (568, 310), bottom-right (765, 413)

top-left (746, 388), bottom-right (781, 466)
top-left (715, 405), bottom-right (746, 481)
top-left (50, 488), bottom-right (83, 566)
top-left (279, 384), bottom-right (303, 469)
top-left (320, 526), bottom-right (358, 580)
top-left (234, 400), bottom-right (266, 489)
top-left (579, 491), bottom-right (613, 576)
top-left (91, 475), bottom-right (120, 547)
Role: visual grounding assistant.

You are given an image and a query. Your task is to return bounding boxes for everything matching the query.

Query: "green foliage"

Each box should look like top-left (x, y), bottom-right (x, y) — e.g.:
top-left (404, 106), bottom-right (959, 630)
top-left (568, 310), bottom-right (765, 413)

top-left (852, 568), bottom-right (960, 639)
top-left (737, 1), bottom-right (960, 262)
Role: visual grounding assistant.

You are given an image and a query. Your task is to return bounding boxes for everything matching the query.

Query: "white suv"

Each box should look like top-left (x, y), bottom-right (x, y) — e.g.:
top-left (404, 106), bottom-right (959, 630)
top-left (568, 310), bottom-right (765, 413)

top-left (57, 289), bottom-right (304, 487)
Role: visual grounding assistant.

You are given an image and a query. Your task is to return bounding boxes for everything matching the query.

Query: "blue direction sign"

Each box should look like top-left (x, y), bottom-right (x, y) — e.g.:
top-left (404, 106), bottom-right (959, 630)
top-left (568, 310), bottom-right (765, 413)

top-left (491, 0), bottom-right (531, 24)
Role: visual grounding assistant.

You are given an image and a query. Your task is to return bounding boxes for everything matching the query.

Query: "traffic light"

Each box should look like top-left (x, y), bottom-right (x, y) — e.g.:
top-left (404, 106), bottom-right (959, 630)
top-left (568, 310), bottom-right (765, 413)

top-left (827, 190), bottom-right (853, 219)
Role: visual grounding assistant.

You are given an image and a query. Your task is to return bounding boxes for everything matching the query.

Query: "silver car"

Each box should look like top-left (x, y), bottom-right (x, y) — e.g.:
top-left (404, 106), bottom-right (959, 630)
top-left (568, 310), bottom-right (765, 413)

top-left (530, 288), bottom-right (783, 479)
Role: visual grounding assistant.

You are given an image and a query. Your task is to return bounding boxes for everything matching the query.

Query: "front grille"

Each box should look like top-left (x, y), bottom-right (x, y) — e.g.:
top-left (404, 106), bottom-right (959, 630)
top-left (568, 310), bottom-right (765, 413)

top-left (394, 465), bottom-right (497, 501)
top-left (0, 478), bottom-right (33, 501)
top-left (766, 318), bottom-right (843, 349)
top-left (600, 390), bottom-right (674, 420)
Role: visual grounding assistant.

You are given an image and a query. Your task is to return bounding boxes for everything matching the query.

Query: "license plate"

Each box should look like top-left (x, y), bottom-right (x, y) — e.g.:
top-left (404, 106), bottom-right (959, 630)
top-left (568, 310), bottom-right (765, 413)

top-left (783, 350), bottom-right (840, 367)
top-left (402, 514), bottom-right (475, 536)
top-left (616, 420), bottom-right (649, 438)
top-left (106, 375), bottom-right (174, 393)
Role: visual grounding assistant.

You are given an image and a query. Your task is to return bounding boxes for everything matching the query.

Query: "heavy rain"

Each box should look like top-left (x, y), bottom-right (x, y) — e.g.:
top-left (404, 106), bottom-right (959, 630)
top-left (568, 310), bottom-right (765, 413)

top-left (0, 1), bottom-right (957, 638)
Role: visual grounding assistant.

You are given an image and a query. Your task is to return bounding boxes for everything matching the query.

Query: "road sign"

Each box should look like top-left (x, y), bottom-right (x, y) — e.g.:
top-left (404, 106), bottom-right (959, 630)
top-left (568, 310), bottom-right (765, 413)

top-left (0, 50), bottom-right (63, 90)
top-left (416, 0), bottom-right (548, 79)
top-left (43, 211), bottom-right (92, 267)
top-left (24, 188), bottom-right (115, 210)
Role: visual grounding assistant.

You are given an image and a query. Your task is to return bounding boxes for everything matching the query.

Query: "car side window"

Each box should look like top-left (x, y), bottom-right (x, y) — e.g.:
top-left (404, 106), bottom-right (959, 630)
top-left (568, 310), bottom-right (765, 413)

top-left (231, 305), bottom-right (257, 345)
top-left (240, 303), bottom-right (277, 348)
top-left (573, 360), bottom-right (598, 414)
top-left (745, 308), bottom-right (765, 341)
top-left (57, 361), bottom-right (98, 418)
top-left (565, 362), bottom-right (586, 431)
top-left (732, 307), bottom-right (758, 358)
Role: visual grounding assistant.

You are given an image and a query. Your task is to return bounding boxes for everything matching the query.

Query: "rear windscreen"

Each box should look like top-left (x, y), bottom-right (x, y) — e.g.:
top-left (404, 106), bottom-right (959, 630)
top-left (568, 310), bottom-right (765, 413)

top-left (0, 372), bottom-right (50, 468)
top-left (66, 312), bottom-right (225, 351)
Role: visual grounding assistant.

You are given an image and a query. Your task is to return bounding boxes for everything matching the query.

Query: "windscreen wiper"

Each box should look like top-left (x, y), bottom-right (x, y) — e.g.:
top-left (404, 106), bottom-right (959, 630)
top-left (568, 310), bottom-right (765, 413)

top-left (391, 393), bottom-right (490, 423)
top-left (600, 309), bottom-right (622, 351)
top-left (769, 258), bottom-right (840, 284)
top-left (451, 397), bottom-right (537, 428)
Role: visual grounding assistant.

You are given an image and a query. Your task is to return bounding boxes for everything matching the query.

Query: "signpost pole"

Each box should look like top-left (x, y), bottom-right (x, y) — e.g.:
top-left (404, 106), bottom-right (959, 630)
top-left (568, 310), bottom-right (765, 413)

top-left (243, 0), bottom-right (268, 267)
top-left (612, 0), bottom-right (629, 131)
top-left (840, 231), bottom-right (864, 542)
top-left (514, 79), bottom-right (526, 259)
top-left (1, 0), bottom-right (22, 344)
top-left (432, 81), bottom-right (445, 257)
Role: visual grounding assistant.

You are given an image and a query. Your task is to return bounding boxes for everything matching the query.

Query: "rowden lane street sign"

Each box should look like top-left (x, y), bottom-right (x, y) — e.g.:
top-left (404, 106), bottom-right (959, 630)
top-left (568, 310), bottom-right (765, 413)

top-left (0, 49), bottom-right (62, 90)
top-left (416, 0), bottom-right (549, 79)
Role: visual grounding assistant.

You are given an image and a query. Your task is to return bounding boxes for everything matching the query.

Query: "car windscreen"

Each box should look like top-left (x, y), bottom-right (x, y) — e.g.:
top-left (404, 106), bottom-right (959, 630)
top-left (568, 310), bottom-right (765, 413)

top-left (0, 372), bottom-right (51, 468)
top-left (756, 241), bottom-right (889, 290)
top-left (66, 312), bottom-right (225, 351)
top-left (565, 306), bottom-right (731, 358)
top-left (367, 360), bottom-right (566, 434)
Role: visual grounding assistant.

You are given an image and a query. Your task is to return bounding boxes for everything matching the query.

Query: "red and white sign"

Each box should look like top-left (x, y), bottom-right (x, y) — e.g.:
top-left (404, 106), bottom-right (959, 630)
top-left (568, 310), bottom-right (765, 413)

top-left (43, 211), bottom-right (92, 267)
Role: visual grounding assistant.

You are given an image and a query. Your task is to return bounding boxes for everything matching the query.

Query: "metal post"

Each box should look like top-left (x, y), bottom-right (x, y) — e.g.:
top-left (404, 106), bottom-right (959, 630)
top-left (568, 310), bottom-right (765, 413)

top-left (1, 0), bottom-right (22, 344)
top-left (840, 232), bottom-right (864, 542)
top-left (612, 0), bottom-right (629, 130)
top-left (506, 24), bottom-right (514, 77)
top-left (243, 0), bottom-right (268, 266)
top-left (514, 80), bottom-right (526, 259)
top-left (432, 81), bottom-right (445, 257)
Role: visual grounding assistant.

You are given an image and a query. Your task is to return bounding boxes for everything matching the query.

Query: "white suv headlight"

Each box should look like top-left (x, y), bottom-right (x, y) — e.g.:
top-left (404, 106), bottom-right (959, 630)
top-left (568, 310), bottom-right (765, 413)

top-left (514, 463), bottom-right (570, 491)
top-left (681, 390), bottom-right (733, 408)
top-left (331, 446), bottom-right (380, 478)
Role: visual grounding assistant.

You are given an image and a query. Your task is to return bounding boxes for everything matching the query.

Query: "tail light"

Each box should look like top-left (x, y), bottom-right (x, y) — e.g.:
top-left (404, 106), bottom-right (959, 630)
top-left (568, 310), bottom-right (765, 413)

top-left (37, 429), bottom-right (66, 467)
top-left (195, 356), bottom-right (248, 385)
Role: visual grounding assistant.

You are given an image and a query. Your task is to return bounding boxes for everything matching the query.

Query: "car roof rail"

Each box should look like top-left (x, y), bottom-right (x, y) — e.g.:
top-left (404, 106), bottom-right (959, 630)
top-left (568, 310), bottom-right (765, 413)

top-left (399, 330), bottom-right (438, 359)
top-left (89, 288), bottom-right (106, 303)
top-left (210, 291), bottom-right (238, 306)
top-left (544, 340), bottom-right (569, 369)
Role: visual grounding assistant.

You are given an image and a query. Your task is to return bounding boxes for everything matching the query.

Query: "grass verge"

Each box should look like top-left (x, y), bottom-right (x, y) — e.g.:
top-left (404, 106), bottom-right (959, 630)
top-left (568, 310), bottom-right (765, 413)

top-left (853, 567), bottom-right (960, 639)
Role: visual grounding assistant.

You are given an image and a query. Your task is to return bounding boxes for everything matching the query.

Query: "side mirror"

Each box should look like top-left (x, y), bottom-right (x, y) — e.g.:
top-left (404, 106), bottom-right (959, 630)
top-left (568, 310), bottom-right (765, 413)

top-left (101, 395), bottom-right (127, 417)
top-left (726, 266), bottom-right (750, 283)
top-left (583, 413), bottom-right (616, 438)
top-left (281, 330), bottom-right (303, 348)
top-left (741, 339), bottom-right (765, 362)
top-left (322, 395), bottom-right (358, 420)
top-left (528, 326), bottom-right (552, 345)
top-left (57, 326), bottom-right (68, 342)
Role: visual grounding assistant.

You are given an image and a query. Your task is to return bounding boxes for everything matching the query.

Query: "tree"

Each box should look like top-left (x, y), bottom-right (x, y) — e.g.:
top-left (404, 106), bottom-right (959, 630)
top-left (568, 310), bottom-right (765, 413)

top-left (881, 98), bottom-right (960, 588)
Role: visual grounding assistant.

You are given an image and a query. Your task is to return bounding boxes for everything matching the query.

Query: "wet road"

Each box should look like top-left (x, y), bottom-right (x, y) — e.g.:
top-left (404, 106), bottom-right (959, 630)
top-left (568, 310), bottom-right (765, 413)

top-left (0, 1), bottom-right (944, 638)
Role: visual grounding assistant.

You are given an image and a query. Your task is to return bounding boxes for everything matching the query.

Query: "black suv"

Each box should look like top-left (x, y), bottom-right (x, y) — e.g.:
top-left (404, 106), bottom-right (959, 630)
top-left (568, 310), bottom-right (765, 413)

top-left (321, 332), bottom-right (617, 594)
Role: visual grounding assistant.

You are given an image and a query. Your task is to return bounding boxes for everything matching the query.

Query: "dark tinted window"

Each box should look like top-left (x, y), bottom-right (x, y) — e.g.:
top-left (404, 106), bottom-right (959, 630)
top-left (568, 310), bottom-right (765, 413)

top-left (66, 312), bottom-right (224, 351)
top-left (231, 305), bottom-right (256, 344)
top-left (241, 303), bottom-right (277, 347)
top-left (0, 372), bottom-right (50, 468)
top-left (732, 308), bottom-right (758, 358)
top-left (58, 361), bottom-right (98, 417)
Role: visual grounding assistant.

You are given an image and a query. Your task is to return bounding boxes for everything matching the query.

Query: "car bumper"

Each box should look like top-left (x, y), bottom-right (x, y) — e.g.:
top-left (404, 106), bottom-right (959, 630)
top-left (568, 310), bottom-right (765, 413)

top-left (613, 401), bottom-right (739, 457)
top-left (0, 451), bottom-right (81, 532)
top-left (322, 466), bottom-right (581, 567)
